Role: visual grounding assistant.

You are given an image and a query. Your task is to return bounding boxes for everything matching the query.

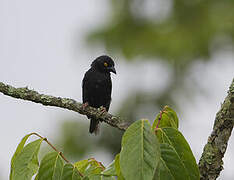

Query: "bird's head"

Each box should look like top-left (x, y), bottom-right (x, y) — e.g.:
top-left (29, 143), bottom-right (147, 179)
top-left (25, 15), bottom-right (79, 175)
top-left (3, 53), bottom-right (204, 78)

top-left (91, 55), bottom-right (116, 74)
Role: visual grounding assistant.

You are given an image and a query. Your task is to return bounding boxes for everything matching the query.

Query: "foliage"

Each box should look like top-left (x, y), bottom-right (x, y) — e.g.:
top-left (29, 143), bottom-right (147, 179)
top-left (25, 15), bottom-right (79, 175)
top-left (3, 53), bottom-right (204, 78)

top-left (10, 107), bottom-right (199, 180)
top-left (88, 0), bottom-right (234, 63)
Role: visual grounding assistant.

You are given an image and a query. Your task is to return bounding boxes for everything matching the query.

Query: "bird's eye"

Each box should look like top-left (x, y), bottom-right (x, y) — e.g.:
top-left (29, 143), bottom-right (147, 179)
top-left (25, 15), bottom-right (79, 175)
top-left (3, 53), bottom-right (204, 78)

top-left (104, 62), bottom-right (108, 67)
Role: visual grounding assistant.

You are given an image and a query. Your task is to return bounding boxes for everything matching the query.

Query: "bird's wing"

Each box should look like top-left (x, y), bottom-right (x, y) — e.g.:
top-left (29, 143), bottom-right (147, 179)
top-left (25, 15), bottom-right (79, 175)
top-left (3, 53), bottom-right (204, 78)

top-left (82, 71), bottom-right (92, 103)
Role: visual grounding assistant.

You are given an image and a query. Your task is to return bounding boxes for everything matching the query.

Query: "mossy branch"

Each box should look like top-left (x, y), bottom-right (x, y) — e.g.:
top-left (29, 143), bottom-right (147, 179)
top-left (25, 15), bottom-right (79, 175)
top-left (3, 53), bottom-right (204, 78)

top-left (0, 82), bottom-right (129, 131)
top-left (198, 78), bottom-right (234, 180)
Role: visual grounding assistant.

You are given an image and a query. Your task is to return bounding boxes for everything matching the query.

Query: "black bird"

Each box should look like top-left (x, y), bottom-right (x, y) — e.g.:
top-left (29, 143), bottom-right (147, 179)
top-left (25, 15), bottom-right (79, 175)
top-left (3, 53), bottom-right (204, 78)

top-left (82, 55), bottom-right (116, 134)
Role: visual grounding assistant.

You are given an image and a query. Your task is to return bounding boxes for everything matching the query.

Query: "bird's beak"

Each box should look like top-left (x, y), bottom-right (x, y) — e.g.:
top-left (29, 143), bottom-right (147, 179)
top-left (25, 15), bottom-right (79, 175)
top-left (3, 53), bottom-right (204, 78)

top-left (109, 66), bottom-right (116, 74)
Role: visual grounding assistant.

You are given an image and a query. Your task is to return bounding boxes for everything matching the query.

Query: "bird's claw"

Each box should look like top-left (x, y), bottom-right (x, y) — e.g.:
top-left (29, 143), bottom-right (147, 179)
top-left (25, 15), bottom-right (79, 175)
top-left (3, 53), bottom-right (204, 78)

top-left (82, 102), bottom-right (89, 110)
top-left (99, 106), bottom-right (107, 113)
top-left (98, 106), bottom-right (107, 122)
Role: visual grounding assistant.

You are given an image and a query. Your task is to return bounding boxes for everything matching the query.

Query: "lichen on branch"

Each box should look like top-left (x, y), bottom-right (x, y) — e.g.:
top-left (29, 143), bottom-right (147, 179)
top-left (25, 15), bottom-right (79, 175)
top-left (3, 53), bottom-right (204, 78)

top-left (0, 82), bottom-right (129, 131)
top-left (198, 78), bottom-right (234, 180)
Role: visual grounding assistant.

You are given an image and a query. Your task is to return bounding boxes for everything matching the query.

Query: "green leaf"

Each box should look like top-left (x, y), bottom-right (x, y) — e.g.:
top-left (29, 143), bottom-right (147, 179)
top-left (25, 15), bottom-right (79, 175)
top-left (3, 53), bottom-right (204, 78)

top-left (100, 176), bottom-right (116, 180)
top-left (34, 174), bottom-right (39, 180)
top-left (101, 160), bottom-right (116, 176)
top-left (154, 144), bottom-right (190, 180)
top-left (11, 139), bottom-right (43, 180)
top-left (156, 128), bottom-right (200, 180)
top-left (74, 158), bottom-right (105, 177)
top-left (37, 152), bottom-right (64, 180)
top-left (85, 174), bottom-right (115, 180)
top-left (153, 158), bottom-right (174, 180)
top-left (152, 106), bottom-right (179, 130)
top-left (61, 164), bottom-right (82, 180)
top-left (10, 133), bottom-right (33, 179)
top-left (74, 159), bottom-right (89, 173)
top-left (114, 154), bottom-right (124, 180)
top-left (163, 106), bottom-right (179, 128)
top-left (120, 119), bottom-right (160, 180)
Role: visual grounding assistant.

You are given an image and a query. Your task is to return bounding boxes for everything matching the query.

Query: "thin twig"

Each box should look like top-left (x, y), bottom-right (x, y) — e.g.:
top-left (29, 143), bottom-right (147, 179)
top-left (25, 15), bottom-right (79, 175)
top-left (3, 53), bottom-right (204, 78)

top-left (89, 158), bottom-right (105, 171)
top-left (31, 132), bottom-right (84, 177)
top-left (31, 132), bottom-right (70, 164)
top-left (156, 110), bottom-right (164, 129)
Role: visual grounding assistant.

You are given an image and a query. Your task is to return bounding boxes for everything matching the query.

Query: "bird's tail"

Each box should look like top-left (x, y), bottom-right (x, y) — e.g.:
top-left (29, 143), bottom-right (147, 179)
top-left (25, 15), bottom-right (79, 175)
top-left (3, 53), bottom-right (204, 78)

top-left (89, 118), bottom-right (99, 135)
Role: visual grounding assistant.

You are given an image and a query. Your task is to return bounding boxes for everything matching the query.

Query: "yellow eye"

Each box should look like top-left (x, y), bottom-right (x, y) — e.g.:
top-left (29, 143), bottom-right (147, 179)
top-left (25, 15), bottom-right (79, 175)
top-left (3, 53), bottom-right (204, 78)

top-left (104, 62), bottom-right (108, 67)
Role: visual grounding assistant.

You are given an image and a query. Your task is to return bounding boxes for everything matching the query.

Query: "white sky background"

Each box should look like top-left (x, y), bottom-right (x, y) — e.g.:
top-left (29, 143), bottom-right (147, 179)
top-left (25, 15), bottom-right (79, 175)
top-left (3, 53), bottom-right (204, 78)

top-left (0, 0), bottom-right (234, 179)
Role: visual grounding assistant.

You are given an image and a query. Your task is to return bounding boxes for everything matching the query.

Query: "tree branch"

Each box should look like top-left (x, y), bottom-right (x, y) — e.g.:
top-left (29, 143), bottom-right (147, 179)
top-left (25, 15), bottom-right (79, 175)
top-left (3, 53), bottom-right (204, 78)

top-left (1, 79), bottom-right (234, 179)
top-left (0, 82), bottom-right (129, 131)
top-left (198, 78), bottom-right (234, 180)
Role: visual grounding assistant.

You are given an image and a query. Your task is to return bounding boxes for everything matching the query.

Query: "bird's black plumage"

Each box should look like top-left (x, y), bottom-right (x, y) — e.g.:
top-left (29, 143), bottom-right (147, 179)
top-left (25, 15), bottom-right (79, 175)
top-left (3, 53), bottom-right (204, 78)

top-left (82, 55), bottom-right (116, 134)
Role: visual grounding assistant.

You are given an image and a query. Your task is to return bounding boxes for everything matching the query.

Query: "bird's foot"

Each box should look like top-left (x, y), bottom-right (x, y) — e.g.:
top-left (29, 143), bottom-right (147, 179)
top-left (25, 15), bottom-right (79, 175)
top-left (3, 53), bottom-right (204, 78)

top-left (100, 106), bottom-right (107, 113)
top-left (82, 102), bottom-right (89, 110)
top-left (99, 106), bottom-right (107, 122)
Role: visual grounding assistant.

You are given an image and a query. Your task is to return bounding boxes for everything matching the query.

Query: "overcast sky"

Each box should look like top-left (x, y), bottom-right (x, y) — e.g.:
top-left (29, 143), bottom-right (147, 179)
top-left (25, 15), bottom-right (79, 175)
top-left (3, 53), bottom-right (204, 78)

top-left (0, 0), bottom-right (233, 179)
